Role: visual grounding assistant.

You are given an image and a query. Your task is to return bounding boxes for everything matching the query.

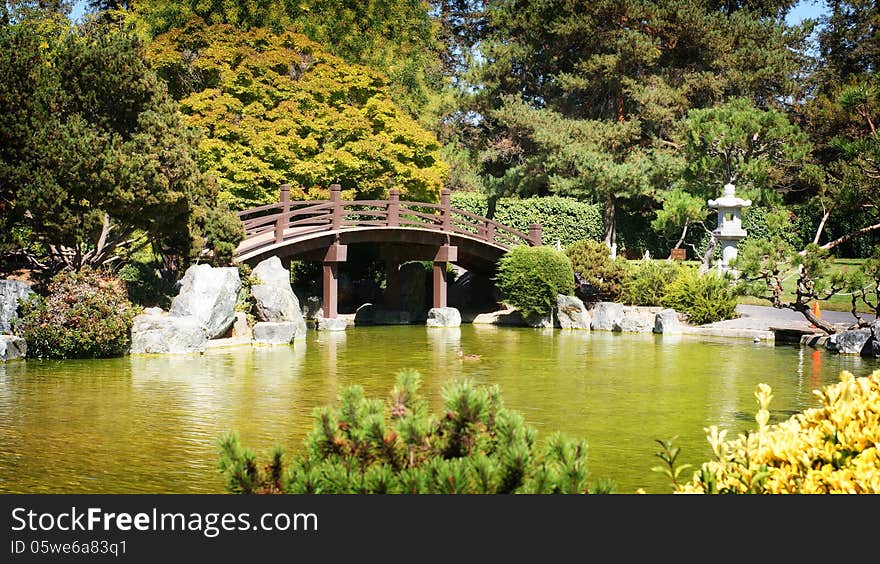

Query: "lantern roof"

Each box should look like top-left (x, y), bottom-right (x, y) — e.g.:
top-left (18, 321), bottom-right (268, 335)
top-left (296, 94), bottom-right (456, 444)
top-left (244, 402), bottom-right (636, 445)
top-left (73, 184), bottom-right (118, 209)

top-left (708, 183), bottom-right (751, 209)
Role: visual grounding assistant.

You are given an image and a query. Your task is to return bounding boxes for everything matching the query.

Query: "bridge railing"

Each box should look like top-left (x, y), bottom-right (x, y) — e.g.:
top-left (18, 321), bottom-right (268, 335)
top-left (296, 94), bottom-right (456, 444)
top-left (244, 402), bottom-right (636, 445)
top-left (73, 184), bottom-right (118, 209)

top-left (235, 184), bottom-right (542, 256)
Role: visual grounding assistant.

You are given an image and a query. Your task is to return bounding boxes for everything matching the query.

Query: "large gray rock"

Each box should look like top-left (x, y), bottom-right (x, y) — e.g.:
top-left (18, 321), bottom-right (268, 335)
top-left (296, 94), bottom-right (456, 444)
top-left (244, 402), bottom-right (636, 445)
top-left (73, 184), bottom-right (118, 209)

top-left (826, 328), bottom-right (872, 355)
top-left (863, 320), bottom-right (880, 357)
top-left (654, 308), bottom-right (682, 334)
top-left (316, 316), bottom-right (348, 331)
top-left (556, 295), bottom-right (590, 330)
top-left (614, 306), bottom-right (656, 333)
top-left (0, 335), bottom-right (26, 362)
top-left (251, 257), bottom-right (304, 323)
top-left (426, 307), bottom-right (461, 328)
top-left (169, 264), bottom-right (241, 339)
top-left (130, 312), bottom-right (207, 354)
top-left (253, 321), bottom-right (303, 344)
top-left (231, 312), bottom-right (252, 339)
top-left (591, 302), bottom-right (624, 331)
top-left (0, 280), bottom-right (34, 334)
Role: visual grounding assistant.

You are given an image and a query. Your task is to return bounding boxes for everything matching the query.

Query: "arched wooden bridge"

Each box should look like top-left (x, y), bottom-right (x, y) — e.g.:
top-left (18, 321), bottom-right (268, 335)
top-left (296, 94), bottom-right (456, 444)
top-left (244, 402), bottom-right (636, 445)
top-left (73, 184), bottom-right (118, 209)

top-left (233, 184), bottom-right (542, 320)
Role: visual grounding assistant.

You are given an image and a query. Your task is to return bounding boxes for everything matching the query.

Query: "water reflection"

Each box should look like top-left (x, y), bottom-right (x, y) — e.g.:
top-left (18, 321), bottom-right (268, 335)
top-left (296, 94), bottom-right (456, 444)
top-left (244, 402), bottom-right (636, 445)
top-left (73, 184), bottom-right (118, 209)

top-left (1, 327), bottom-right (879, 494)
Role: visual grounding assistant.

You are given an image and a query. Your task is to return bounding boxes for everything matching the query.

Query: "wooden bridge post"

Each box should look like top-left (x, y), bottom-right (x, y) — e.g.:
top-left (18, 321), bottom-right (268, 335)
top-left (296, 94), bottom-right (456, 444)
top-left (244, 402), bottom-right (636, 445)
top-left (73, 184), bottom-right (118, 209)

top-left (440, 188), bottom-right (451, 231)
top-left (275, 183), bottom-right (292, 244)
top-left (528, 223), bottom-right (543, 246)
top-left (387, 189), bottom-right (400, 227)
top-left (432, 244), bottom-right (457, 309)
top-left (330, 184), bottom-right (342, 230)
top-left (322, 241), bottom-right (347, 319)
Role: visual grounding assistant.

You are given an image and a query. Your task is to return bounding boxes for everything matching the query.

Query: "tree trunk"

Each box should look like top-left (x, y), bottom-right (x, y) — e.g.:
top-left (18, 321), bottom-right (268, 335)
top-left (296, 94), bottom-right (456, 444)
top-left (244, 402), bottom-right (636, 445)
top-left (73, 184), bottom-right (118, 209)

top-left (603, 195), bottom-right (616, 249)
top-left (486, 194), bottom-right (498, 220)
top-left (812, 206), bottom-right (831, 245)
top-left (700, 234), bottom-right (716, 274)
top-left (673, 222), bottom-right (689, 250)
top-left (818, 221), bottom-right (880, 252)
top-left (792, 301), bottom-right (839, 334)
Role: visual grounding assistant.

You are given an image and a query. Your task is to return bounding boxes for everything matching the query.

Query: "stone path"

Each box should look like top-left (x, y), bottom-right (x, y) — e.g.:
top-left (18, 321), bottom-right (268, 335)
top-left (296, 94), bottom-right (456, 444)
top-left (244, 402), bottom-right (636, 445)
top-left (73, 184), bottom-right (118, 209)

top-left (683, 304), bottom-right (874, 342)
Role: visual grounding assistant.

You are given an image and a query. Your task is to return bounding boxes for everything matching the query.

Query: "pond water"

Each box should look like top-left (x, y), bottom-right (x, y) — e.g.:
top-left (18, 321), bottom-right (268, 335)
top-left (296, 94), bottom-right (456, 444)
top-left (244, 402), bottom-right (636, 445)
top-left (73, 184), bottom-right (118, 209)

top-left (1, 325), bottom-right (878, 494)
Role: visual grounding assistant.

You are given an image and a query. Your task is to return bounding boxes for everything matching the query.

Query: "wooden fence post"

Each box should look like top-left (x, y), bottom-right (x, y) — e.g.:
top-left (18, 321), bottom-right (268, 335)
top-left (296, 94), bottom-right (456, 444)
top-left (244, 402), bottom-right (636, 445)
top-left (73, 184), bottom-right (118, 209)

top-left (441, 188), bottom-right (451, 230)
top-left (330, 184), bottom-right (342, 230)
top-left (388, 189), bottom-right (400, 227)
top-left (528, 223), bottom-right (543, 246)
top-left (275, 183), bottom-right (291, 244)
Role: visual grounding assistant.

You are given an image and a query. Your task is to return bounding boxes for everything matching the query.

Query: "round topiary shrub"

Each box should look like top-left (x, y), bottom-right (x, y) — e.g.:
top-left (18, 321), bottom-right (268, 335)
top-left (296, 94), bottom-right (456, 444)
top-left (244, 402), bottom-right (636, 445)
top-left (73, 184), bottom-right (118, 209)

top-left (15, 268), bottom-right (137, 359)
top-left (661, 268), bottom-right (738, 325)
top-left (495, 246), bottom-right (575, 318)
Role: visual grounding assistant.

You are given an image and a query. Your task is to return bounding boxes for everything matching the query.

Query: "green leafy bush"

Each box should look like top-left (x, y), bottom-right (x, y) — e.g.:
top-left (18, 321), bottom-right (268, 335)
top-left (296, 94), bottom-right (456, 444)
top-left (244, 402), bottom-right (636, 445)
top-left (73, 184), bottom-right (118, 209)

top-left (564, 239), bottom-right (629, 302)
top-left (495, 246), bottom-right (575, 318)
top-left (15, 268), bottom-right (137, 359)
top-left (450, 193), bottom-right (603, 247)
top-left (662, 268), bottom-right (738, 325)
top-left (621, 259), bottom-right (685, 306)
top-left (218, 370), bottom-right (614, 494)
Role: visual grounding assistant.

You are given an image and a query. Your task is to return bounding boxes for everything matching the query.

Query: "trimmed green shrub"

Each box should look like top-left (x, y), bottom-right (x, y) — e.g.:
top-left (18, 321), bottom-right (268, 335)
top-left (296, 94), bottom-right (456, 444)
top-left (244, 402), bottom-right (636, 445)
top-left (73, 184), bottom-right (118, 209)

top-left (15, 268), bottom-right (137, 359)
top-left (450, 192), bottom-right (603, 247)
top-left (218, 370), bottom-right (614, 494)
top-left (564, 239), bottom-right (629, 302)
top-left (662, 268), bottom-right (738, 325)
top-left (621, 259), bottom-right (685, 306)
top-left (495, 246), bottom-right (575, 318)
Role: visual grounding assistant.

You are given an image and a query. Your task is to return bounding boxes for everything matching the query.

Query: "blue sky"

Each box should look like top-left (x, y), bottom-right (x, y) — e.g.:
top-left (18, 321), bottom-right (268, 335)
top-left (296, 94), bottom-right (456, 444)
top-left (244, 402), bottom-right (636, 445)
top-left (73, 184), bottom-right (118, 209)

top-left (787, 0), bottom-right (828, 25)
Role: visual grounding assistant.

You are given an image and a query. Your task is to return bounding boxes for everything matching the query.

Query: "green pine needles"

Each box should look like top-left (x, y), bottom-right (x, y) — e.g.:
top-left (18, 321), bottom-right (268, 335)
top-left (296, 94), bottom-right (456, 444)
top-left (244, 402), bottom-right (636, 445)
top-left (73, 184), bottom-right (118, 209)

top-left (217, 370), bottom-right (613, 494)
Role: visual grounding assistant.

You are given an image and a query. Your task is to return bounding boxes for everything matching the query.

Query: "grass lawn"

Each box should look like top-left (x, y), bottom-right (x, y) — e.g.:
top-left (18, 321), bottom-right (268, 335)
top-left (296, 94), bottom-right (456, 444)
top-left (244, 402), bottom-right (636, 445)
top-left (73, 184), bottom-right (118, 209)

top-left (735, 258), bottom-right (875, 314)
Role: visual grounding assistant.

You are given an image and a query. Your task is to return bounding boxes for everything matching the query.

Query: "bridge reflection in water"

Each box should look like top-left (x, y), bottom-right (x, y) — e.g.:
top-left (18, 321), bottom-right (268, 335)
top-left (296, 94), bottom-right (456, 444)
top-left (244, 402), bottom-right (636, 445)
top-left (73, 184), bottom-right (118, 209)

top-left (234, 184), bottom-right (543, 319)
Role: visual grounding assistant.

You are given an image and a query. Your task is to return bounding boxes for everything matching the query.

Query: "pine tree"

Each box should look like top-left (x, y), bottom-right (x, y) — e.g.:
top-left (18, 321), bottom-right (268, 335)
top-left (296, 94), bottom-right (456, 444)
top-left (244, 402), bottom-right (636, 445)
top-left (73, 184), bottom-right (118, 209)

top-left (217, 370), bottom-right (614, 494)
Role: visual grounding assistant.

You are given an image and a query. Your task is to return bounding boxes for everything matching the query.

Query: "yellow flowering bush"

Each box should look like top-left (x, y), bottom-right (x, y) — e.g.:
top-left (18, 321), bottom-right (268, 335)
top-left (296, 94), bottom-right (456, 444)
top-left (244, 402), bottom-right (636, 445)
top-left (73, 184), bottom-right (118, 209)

top-left (678, 370), bottom-right (880, 494)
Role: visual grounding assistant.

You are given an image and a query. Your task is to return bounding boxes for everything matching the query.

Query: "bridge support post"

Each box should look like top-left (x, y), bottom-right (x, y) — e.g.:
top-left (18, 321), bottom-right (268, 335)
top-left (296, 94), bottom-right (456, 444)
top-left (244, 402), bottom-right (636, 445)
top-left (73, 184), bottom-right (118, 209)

top-left (322, 263), bottom-right (339, 319)
top-left (322, 242), bottom-right (347, 319)
top-left (432, 245), bottom-right (457, 309)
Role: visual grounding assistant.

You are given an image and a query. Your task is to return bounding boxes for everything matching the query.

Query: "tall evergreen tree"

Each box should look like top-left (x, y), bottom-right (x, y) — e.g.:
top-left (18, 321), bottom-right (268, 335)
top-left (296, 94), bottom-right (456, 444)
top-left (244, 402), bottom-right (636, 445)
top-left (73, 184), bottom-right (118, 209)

top-left (0, 13), bottom-right (242, 273)
top-left (462, 0), bottom-right (809, 249)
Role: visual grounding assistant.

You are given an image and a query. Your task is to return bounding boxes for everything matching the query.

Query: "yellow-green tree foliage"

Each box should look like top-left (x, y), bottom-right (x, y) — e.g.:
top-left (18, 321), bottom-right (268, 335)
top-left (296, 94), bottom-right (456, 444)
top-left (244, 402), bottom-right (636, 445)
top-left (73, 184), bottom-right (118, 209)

top-left (148, 20), bottom-right (447, 210)
top-left (679, 370), bottom-right (880, 494)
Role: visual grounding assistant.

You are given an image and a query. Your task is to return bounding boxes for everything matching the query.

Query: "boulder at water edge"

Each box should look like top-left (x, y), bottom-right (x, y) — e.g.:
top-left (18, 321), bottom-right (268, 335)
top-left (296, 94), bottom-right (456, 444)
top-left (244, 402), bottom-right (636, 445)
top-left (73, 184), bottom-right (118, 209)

top-left (556, 295), bottom-right (590, 330)
top-left (426, 307), bottom-right (461, 328)
top-left (253, 321), bottom-right (301, 344)
top-left (825, 328), bottom-right (872, 355)
top-left (614, 306), bottom-right (656, 333)
top-left (250, 257), bottom-right (306, 339)
top-left (590, 302), bottom-right (624, 331)
top-left (0, 279), bottom-right (34, 334)
top-left (316, 316), bottom-right (348, 331)
top-left (169, 264), bottom-right (241, 339)
top-left (0, 335), bottom-right (26, 362)
top-left (129, 312), bottom-right (207, 354)
top-left (653, 308), bottom-right (682, 334)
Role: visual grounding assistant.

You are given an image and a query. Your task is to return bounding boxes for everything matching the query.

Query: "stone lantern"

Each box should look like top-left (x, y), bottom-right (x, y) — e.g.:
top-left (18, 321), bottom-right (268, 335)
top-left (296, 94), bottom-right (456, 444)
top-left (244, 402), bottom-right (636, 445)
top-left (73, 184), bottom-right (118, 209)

top-left (707, 183), bottom-right (751, 275)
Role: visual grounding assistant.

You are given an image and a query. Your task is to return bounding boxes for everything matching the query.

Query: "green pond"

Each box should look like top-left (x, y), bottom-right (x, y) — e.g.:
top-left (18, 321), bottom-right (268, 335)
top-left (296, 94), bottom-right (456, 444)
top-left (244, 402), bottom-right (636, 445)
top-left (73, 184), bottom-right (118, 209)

top-left (1, 325), bottom-right (877, 494)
